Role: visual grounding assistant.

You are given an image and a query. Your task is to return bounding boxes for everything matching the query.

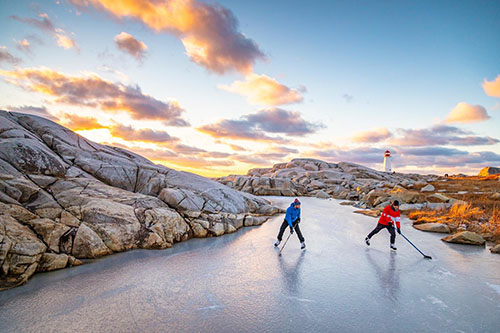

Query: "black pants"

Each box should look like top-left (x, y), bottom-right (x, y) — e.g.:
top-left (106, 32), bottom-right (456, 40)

top-left (367, 223), bottom-right (396, 244)
top-left (277, 219), bottom-right (304, 243)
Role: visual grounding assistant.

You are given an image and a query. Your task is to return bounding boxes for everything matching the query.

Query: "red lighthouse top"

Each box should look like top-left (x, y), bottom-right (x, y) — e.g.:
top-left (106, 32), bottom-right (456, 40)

top-left (384, 150), bottom-right (391, 157)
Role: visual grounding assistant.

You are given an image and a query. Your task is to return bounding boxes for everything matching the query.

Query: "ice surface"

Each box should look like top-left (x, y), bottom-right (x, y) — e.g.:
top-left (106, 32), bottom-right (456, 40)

top-left (1, 197), bottom-right (499, 332)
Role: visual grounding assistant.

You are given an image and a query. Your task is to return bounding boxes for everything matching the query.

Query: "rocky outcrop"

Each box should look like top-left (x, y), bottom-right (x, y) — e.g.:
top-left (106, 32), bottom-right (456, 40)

top-left (0, 111), bottom-right (281, 290)
top-left (490, 243), bottom-right (500, 254)
top-left (218, 159), bottom-right (437, 206)
top-left (478, 166), bottom-right (500, 177)
top-left (413, 223), bottom-right (451, 233)
top-left (441, 231), bottom-right (486, 246)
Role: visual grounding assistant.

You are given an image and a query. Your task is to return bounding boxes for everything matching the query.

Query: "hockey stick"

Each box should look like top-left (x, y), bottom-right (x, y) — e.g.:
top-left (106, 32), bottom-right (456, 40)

top-left (400, 232), bottom-right (432, 259)
top-left (278, 231), bottom-right (293, 256)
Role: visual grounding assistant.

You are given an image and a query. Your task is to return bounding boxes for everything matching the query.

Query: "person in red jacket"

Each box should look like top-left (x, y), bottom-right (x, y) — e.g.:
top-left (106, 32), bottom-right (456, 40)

top-left (365, 200), bottom-right (401, 250)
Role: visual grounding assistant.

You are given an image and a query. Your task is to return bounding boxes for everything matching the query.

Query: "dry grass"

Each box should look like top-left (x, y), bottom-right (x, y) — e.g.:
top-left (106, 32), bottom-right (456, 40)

top-left (408, 176), bottom-right (500, 243)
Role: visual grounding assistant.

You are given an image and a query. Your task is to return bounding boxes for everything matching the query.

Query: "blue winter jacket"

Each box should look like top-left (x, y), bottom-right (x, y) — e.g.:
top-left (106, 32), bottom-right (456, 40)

top-left (284, 203), bottom-right (301, 227)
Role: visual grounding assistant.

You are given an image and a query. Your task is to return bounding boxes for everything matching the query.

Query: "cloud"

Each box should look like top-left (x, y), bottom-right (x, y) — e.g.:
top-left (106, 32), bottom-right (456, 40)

top-left (219, 73), bottom-right (304, 106)
top-left (11, 13), bottom-right (79, 51)
top-left (389, 125), bottom-right (498, 147)
top-left (398, 147), bottom-right (468, 157)
top-left (170, 143), bottom-right (206, 154)
top-left (60, 114), bottom-right (107, 131)
top-left (200, 151), bottom-right (231, 159)
top-left (109, 124), bottom-right (178, 143)
top-left (0, 46), bottom-right (21, 65)
top-left (245, 108), bottom-right (324, 135)
top-left (114, 32), bottom-right (148, 61)
top-left (482, 75), bottom-right (500, 98)
top-left (69, 0), bottom-right (264, 74)
top-left (198, 118), bottom-right (281, 142)
top-left (307, 145), bottom-right (500, 172)
top-left (231, 153), bottom-right (286, 166)
top-left (352, 128), bottom-right (392, 143)
top-left (0, 67), bottom-right (189, 126)
top-left (228, 143), bottom-right (246, 151)
top-left (342, 94), bottom-right (353, 103)
top-left (197, 108), bottom-right (323, 141)
top-left (6, 105), bottom-right (58, 120)
top-left (15, 39), bottom-right (31, 54)
top-left (271, 146), bottom-right (299, 154)
top-left (445, 102), bottom-right (490, 123)
top-left (10, 13), bottom-right (55, 32)
top-left (110, 145), bottom-right (235, 168)
top-left (55, 29), bottom-right (78, 50)
top-left (312, 146), bottom-right (387, 165)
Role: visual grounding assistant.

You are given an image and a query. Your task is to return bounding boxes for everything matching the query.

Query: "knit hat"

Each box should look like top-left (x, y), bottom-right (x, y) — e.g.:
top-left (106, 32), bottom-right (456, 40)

top-left (293, 199), bottom-right (301, 206)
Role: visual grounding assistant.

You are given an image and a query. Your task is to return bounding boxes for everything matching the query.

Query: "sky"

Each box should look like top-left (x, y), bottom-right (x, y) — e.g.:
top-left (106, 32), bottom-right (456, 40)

top-left (0, 0), bottom-right (499, 177)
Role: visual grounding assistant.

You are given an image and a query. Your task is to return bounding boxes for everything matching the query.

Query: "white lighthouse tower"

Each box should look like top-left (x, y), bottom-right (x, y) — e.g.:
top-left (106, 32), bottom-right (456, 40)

top-left (383, 150), bottom-right (392, 173)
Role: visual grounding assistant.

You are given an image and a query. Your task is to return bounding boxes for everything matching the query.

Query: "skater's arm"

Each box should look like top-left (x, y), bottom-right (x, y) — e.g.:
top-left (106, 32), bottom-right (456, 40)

top-left (395, 213), bottom-right (401, 229)
top-left (285, 207), bottom-right (294, 227)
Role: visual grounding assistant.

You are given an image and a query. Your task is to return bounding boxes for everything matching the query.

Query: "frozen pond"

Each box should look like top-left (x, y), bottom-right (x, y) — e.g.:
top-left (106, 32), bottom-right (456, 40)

top-left (1, 197), bottom-right (500, 332)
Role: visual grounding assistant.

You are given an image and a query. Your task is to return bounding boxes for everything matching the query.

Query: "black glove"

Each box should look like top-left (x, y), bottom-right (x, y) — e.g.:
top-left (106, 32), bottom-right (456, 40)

top-left (289, 226), bottom-right (294, 234)
top-left (397, 228), bottom-right (401, 234)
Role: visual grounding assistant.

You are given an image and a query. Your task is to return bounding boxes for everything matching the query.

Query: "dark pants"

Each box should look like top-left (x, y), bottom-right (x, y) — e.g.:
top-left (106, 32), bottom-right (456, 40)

top-left (367, 223), bottom-right (396, 244)
top-left (277, 219), bottom-right (304, 243)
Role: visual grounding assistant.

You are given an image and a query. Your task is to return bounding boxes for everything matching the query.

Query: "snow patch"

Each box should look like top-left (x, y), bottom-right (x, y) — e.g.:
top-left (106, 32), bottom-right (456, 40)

top-left (287, 296), bottom-right (316, 303)
top-left (486, 283), bottom-right (500, 295)
top-left (427, 295), bottom-right (448, 308)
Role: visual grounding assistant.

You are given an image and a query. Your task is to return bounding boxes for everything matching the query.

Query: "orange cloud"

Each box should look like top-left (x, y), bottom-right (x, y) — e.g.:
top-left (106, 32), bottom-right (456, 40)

top-left (219, 73), bottom-right (304, 106)
top-left (114, 32), bottom-right (147, 60)
top-left (0, 67), bottom-right (189, 126)
top-left (483, 75), bottom-right (500, 98)
top-left (55, 29), bottom-right (78, 50)
top-left (69, 0), bottom-right (264, 74)
top-left (61, 114), bottom-right (106, 131)
top-left (228, 143), bottom-right (246, 151)
top-left (352, 128), bottom-right (392, 143)
top-left (445, 102), bottom-right (490, 124)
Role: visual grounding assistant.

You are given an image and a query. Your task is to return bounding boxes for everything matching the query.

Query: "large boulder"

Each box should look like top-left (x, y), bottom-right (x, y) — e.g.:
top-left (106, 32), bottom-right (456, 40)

top-left (427, 193), bottom-right (450, 203)
top-left (390, 188), bottom-right (421, 204)
top-left (72, 223), bottom-right (112, 258)
top-left (441, 231), bottom-right (486, 246)
top-left (420, 184), bottom-right (435, 192)
top-left (478, 166), bottom-right (500, 177)
top-left (490, 243), bottom-right (500, 254)
top-left (414, 223), bottom-right (451, 233)
top-left (315, 190), bottom-right (330, 199)
top-left (36, 253), bottom-right (69, 272)
top-left (0, 214), bottom-right (46, 290)
top-left (0, 111), bottom-right (282, 289)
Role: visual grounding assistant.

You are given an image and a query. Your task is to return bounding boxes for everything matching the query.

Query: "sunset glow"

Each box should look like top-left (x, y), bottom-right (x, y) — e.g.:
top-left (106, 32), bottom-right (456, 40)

top-left (1, 0), bottom-right (499, 177)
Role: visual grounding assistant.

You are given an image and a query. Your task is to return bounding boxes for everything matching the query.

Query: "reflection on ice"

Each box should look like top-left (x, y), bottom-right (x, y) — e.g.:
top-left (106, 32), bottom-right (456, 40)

top-left (278, 251), bottom-right (306, 294)
top-left (365, 250), bottom-right (400, 302)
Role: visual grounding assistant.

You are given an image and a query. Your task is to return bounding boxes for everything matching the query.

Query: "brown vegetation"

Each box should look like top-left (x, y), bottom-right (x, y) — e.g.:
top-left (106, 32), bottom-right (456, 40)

top-left (408, 176), bottom-right (500, 243)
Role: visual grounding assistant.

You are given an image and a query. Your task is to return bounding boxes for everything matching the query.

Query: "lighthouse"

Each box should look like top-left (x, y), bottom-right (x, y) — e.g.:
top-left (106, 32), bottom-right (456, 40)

top-left (383, 150), bottom-right (392, 173)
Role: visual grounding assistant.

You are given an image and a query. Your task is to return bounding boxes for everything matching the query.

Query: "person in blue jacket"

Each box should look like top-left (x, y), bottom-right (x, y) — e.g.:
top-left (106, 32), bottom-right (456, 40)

top-left (274, 198), bottom-right (306, 249)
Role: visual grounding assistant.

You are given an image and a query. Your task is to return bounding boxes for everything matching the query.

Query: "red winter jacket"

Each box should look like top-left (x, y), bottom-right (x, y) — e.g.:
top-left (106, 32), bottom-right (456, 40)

top-left (378, 205), bottom-right (401, 228)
